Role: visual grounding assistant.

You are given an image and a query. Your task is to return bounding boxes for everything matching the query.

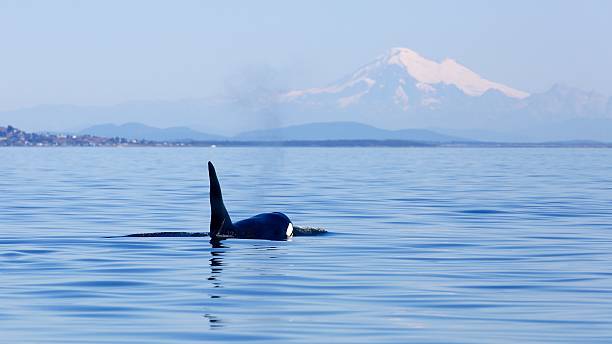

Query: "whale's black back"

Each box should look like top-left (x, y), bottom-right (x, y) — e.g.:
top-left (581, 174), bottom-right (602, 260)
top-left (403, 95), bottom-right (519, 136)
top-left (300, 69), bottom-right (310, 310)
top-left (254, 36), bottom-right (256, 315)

top-left (233, 212), bottom-right (291, 240)
top-left (208, 162), bottom-right (292, 241)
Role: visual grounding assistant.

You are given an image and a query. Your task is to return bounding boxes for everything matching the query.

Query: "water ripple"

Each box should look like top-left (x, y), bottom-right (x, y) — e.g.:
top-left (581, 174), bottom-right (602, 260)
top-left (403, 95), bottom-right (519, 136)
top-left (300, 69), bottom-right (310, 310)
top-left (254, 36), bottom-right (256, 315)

top-left (1, 147), bottom-right (612, 343)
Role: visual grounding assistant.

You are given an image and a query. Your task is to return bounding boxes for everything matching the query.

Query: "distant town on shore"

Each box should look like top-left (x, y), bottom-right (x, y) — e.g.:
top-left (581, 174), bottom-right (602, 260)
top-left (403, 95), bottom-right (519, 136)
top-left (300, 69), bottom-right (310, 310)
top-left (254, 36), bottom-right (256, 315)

top-left (0, 125), bottom-right (165, 147)
top-left (1, 124), bottom-right (611, 148)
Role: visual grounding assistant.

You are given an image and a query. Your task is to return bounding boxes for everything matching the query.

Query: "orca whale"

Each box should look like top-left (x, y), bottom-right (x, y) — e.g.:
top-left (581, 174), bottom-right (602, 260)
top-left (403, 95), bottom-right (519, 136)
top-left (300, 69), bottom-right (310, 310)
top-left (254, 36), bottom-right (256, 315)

top-left (208, 161), bottom-right (293, 241)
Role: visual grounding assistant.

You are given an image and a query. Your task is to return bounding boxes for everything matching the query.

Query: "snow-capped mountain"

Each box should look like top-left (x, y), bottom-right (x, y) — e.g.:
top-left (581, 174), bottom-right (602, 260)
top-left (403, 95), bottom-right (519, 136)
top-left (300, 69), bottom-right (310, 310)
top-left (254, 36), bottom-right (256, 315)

top-left (279, 48), bottom-right (530, 125)
top-left (278, 48), bottom-right (611, 137)
top-left (283, 47), bottom-right (528, 106)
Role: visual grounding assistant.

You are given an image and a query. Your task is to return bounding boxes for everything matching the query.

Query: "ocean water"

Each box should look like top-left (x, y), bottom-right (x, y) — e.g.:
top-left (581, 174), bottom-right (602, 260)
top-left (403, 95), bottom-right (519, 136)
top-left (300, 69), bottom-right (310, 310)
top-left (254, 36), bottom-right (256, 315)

top-left (1, 147), bottom-right (612, 343)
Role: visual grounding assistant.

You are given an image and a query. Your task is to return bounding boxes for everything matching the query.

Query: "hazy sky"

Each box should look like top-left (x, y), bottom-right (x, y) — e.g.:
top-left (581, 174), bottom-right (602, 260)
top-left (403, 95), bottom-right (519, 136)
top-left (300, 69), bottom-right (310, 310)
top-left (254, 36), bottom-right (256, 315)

top-left (1, 0), bottom-right (611, 111)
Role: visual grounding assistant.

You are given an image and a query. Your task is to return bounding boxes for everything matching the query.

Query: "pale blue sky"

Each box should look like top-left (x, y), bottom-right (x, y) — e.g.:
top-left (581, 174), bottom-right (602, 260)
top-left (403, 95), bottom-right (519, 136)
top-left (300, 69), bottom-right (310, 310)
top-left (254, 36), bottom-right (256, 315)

top-left (1, 0), bottom-right (611, 111)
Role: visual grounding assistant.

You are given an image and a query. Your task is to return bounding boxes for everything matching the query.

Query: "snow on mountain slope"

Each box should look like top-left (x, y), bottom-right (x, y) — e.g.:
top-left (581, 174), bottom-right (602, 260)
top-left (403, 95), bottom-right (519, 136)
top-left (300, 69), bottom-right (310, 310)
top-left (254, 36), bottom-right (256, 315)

top-left (387, 48), bottom-right (528, 98)
top-left (282, 47), bottom-right (529, 108)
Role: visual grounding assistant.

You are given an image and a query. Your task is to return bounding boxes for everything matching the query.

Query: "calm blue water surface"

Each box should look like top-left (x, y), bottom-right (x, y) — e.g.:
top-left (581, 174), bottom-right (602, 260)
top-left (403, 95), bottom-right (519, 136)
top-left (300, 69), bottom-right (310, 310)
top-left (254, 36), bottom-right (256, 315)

top-left (1, 147), bottom-right (612, 343)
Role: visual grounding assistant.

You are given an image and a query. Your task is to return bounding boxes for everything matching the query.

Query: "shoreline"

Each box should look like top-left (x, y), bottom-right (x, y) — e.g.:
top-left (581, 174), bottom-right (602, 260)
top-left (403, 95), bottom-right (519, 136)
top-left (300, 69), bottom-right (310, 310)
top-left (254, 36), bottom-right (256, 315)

top-left (1, 140), bottom-right (611, 148)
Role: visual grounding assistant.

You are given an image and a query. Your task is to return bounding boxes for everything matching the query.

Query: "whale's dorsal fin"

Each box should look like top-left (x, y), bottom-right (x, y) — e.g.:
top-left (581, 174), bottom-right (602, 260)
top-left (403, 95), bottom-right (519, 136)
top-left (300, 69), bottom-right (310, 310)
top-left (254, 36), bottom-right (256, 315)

top-left (208, 161), bottom-right (232, 238)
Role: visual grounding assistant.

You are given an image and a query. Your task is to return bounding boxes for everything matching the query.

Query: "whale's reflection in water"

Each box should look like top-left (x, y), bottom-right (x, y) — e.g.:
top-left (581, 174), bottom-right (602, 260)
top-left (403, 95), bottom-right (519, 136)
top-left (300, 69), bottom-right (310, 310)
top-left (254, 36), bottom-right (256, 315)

top-left (208, 240), bottom-right (225, 294)
top-left (204, 240), bottom-right (284, 330)
top-left (205, 240), bottom-right (226, 329)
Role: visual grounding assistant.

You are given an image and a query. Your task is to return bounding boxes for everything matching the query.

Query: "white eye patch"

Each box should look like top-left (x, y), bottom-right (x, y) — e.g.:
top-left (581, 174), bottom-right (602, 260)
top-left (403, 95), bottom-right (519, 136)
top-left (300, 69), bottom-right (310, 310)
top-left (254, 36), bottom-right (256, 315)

top-left (286, 223), bottom-right (294, 237)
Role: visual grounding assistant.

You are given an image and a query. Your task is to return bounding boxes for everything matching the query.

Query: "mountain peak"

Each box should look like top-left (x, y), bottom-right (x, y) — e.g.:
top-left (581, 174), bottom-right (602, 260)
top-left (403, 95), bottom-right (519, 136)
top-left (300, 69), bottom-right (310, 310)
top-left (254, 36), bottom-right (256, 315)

top-left (388, 47), bottom-right (422, 58)
top-left (382, 47), bottom-right (529, 99)
top-left (283, 47), bottom-right (529, 104)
